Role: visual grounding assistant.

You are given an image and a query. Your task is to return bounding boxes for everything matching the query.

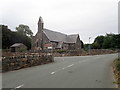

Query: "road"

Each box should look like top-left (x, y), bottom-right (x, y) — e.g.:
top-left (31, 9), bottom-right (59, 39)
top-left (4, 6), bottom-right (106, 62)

top-left (2, 53), bottom-right (118, 88)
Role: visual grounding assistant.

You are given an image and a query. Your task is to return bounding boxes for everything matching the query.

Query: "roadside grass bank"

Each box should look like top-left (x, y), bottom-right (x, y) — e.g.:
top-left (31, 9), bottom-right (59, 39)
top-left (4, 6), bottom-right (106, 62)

top-left (113, 58), bottom-right (120, 89)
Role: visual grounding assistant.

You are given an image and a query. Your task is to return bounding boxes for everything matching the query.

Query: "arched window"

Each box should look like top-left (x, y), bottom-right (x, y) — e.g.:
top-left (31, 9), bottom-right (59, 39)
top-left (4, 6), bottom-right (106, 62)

top-left (37, 42), bottom-right (39, 47)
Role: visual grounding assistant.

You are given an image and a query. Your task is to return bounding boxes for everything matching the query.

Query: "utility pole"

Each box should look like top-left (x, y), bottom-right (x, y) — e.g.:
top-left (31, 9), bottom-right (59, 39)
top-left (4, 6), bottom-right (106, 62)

top-left (118, 2), bottom-right (120, 58)
top-left (89, 37), bottom-right (91, 55)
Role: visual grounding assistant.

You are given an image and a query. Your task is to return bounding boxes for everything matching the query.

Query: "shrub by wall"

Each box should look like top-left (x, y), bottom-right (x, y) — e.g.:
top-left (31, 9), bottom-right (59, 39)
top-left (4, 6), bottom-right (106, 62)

top-left (113, 58), bottom-right (120, 89)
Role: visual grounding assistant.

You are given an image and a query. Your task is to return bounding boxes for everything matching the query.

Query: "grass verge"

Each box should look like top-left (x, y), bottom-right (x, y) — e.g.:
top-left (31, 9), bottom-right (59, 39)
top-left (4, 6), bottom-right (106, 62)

top-left (113, 58), bottom-right (120, 89)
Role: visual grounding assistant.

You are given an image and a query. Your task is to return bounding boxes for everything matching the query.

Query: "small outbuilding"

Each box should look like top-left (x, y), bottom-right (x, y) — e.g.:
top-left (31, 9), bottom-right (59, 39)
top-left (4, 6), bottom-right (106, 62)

top-left (10, 43), bottom-right (27, 52)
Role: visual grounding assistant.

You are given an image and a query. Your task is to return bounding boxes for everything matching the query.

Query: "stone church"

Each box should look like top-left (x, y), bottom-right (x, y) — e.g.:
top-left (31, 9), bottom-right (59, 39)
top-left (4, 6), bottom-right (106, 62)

top-left (32, 17), bottom-right (81, 50)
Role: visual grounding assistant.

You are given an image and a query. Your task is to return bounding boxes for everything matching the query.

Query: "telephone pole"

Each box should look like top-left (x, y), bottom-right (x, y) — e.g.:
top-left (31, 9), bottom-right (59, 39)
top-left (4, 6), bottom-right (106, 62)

top-left (89, 37), bottom-right (91, 55)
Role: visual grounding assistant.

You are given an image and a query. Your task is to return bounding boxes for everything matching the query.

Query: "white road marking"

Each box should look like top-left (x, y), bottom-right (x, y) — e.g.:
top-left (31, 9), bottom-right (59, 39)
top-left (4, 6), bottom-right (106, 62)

top-left (51, 72), bottom-right (55, 74)
top-left (11, 84), bottom-right (24, 90)
top-left (67, 64), bottom-right (74, 67)
top-left (51, 64), bottom-right (74, 74)
top-left (15, 84), bottom-right (24, 88)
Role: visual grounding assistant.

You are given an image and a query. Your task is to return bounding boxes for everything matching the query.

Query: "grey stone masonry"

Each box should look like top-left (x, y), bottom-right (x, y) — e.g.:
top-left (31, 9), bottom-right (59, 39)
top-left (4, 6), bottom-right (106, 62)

top-left (2, 53), bottom-right (54, 72)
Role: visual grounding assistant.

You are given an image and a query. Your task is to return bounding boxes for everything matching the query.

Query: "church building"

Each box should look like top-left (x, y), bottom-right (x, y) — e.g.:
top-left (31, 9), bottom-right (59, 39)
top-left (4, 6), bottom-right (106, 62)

top-left (32, 17), bottom-right (81, 50)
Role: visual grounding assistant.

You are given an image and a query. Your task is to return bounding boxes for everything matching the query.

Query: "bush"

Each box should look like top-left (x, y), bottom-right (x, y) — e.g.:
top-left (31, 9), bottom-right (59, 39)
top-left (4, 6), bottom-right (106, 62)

top-left (19, 48), bottom-right (27, 52)
top-left (117, 58), bottom-right (120, 61)
top-left (117, 63), bottom-right (120, 71)
top-left (116, 58), bottom-right (120, 71)
top-left (57, 50), bottom-right (66, 54)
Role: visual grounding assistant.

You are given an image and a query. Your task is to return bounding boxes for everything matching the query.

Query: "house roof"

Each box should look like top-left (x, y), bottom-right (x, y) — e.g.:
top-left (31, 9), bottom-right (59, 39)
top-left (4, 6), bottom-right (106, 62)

top-left (43, 29), bottom-right (79, 43)
top-left (67, 34), bottom-right (79, 43)
top-left (43, 29), bottom-right (67, 42)
top-left (10, 43), bottom-right (25, 47)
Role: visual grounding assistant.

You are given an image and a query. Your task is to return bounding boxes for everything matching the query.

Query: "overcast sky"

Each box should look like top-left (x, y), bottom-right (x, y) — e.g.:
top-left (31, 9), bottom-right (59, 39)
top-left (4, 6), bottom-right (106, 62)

top-left (0, 0), bottom-right (119, 43)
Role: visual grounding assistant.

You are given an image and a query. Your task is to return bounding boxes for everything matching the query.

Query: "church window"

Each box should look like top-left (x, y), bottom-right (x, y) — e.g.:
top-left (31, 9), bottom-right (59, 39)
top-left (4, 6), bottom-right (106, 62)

top-left (37, 42), bottom-right (39, 47)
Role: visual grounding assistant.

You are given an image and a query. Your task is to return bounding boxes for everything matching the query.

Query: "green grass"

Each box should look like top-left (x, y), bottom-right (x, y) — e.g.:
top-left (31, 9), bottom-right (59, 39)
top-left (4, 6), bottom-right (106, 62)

top-left (113, 81), bottom-right (118, 84)
top-left (116, 58), bottom-right (120, 71)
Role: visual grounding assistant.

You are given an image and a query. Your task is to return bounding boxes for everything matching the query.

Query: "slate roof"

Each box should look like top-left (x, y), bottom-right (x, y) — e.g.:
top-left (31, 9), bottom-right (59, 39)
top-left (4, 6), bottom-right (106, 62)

top-left (43, 29), bottom-right (79, 43)
top-left (67, 34), bottom-right (79, 43)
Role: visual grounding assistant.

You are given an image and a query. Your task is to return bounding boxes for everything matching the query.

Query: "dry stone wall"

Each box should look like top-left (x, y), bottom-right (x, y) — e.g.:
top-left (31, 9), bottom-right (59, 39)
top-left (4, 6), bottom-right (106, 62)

top-left (2, 49), bottom-right (120, 72)
top-left (2, 53), bottom-right (54, 72)
top-left (53, 49), bottom-right (120, 57)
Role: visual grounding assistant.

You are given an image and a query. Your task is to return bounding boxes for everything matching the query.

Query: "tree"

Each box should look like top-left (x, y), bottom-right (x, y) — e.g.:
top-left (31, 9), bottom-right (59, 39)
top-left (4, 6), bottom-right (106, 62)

top-left (2, 25), bottom-right (32, 50)
top-left (16, 24), bottom-right (33, 37)
top-left (93, 35), bottom-right (104, 49)
top-left (2, 25), bottom-right (13, 49)
top-left (112, 34), bottom-right (120, 49)
top-left (102, 34), bottom-right (114, 49)
top-left (80, 40), bottom-right (84, 48)
top-left (91, 43), bottom-right (100, 49)
top-left (92, 33), bottom-right (120, 49)
top-left (84, 44), bottom-right (89, 51)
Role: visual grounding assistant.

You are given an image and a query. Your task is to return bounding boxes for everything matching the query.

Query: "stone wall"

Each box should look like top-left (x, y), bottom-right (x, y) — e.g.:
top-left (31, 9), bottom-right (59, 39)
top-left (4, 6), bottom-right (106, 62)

top-left (2, 53), bottom-right (54, 72)
top-left (52, 49), bottom-right (120, 57)
top-left (2, 49), bottom-right (120, 72)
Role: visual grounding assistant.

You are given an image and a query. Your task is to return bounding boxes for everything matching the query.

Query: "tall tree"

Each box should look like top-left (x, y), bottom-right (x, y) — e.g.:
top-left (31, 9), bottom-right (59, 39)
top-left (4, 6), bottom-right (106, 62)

top-left (16, 24), bottom-right (33, 37)
top-left (91, 43), bottom-right (100, 49)
top-left (92, 33), bottom-right (120, 49)
top-left (2, 25), bottom-right (32, 50)
top-left (93, 35), bottom-right (104, 49)
top-left (2, 25), bottom-right (13, 49)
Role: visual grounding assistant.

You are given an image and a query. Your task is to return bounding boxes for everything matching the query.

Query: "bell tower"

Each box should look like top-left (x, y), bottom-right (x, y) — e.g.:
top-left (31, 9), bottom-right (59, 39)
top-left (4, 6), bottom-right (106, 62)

top-left (36, 16), bottom-right (44, 50)
top-left (38, 16), bottom-right (44, 33)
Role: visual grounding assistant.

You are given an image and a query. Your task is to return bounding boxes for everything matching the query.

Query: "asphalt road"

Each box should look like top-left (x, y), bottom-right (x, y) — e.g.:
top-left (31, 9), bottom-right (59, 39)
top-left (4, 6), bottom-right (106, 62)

top-left (2, 53), bottom-right (118, 88)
